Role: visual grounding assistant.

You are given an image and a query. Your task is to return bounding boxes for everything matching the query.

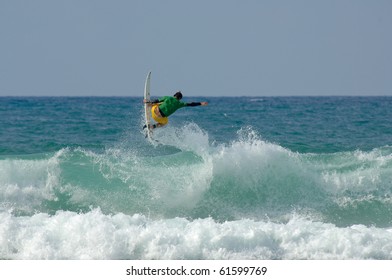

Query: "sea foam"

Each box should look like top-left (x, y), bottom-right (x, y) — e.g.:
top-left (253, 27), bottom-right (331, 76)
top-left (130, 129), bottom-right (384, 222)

top-left (1, 126), bottom-right (392, 260)
top-left (1, 209), bottom-right (392, 260)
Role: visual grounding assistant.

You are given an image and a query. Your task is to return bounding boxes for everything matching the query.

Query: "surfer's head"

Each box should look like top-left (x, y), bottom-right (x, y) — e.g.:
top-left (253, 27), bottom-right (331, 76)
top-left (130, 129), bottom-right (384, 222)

top-left (174, 91), bottom-right (183, 100)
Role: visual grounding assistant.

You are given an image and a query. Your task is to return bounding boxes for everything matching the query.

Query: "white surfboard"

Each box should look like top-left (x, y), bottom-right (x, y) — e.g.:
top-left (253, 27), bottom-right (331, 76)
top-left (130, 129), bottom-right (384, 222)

top-left (143, 71), bottom-right (153, 139)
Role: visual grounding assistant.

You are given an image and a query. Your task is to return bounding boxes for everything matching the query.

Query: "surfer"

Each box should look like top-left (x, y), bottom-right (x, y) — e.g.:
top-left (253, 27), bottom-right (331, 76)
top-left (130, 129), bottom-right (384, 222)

top-left (144, 91), bottom-right (208, 129)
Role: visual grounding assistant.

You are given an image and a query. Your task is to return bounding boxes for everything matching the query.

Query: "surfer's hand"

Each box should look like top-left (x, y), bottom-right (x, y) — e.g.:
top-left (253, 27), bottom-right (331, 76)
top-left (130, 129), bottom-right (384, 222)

top-left (201, 102), bottom-right (208, 106)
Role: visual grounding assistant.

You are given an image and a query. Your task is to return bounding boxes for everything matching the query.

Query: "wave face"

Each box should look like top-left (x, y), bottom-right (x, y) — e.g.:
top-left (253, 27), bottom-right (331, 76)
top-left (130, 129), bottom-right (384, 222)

top-left (1, 96), bottom-right (392, 259)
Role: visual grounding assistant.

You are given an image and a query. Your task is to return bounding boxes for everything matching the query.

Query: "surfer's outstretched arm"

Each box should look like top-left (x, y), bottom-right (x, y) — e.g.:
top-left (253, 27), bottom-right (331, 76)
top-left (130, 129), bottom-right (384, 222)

top-left (186, 102), bottom-right (208, 106)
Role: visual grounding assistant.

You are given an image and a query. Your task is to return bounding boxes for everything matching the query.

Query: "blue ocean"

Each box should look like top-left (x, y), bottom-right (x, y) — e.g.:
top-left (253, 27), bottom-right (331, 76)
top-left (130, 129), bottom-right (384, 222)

top-left (1, 96), bottom-right (392, 259)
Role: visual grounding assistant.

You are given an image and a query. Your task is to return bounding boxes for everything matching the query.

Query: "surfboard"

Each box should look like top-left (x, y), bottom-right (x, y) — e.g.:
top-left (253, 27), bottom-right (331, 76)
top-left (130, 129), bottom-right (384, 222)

top-left (143, 71), bottom-right (153, 139)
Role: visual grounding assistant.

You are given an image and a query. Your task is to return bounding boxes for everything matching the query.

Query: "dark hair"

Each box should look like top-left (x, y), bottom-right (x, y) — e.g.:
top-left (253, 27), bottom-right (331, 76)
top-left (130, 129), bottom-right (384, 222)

top-left (174, 91), bottom-right (183, 100)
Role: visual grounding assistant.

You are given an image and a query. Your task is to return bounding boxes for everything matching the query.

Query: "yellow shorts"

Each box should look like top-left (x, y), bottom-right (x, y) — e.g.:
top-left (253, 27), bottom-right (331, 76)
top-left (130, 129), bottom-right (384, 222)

top-left (151, 104), bottom-right (168, 125)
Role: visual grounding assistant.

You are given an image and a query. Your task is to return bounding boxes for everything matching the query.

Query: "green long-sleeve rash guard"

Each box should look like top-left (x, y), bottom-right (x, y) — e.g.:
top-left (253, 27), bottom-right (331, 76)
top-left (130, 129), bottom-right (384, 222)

top-left (151, 96), bottom-right (202, 117)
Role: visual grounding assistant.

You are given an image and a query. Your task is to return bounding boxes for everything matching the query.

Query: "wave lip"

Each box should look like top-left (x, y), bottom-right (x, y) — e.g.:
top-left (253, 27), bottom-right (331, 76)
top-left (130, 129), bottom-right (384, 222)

top-left (0, 150), bottom-right (64, 214)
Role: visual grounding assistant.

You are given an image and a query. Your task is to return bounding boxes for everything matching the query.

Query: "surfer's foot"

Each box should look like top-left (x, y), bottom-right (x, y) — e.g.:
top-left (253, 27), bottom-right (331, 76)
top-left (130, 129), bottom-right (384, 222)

top-left (143, 124), bottom-right (156, 130)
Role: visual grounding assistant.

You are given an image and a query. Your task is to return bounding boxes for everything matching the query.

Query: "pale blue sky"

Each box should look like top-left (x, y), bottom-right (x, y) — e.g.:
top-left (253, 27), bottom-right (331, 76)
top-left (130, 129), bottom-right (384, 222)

top-left (1, 0), bottom-right (391, 96)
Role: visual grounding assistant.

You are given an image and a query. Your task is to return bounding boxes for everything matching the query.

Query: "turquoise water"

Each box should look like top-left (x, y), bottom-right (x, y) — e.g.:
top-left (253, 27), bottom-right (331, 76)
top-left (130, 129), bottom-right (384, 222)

top-left (1, 96), bottom-right (392, 259)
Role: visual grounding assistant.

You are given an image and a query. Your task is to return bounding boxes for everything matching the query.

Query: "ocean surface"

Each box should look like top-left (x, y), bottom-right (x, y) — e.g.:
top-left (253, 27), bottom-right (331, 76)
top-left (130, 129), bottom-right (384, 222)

top-left (1, 96), bottom-right (392, 260)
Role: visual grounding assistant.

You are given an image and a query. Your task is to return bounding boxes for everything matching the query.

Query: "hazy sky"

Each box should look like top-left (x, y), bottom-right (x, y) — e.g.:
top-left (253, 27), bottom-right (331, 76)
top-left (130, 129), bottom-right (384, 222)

top-left (1, 0), bottom-right (391, 96)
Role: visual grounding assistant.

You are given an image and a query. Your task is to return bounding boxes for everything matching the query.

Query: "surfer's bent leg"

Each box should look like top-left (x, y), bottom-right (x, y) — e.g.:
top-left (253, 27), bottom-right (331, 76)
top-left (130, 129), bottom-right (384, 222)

top-left (149, 122), bottom-right (166, 129)
top-left (151, 105), bottom-right (168, 129)
top-left (155, 123), bottom-right (166, 128)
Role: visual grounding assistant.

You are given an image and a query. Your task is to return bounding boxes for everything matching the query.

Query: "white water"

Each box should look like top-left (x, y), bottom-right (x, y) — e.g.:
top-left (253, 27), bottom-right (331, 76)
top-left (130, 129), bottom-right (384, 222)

top-left (2, 126), bottom-right (392, 259)
top-left (1, 209), bottom-right (392, 260)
